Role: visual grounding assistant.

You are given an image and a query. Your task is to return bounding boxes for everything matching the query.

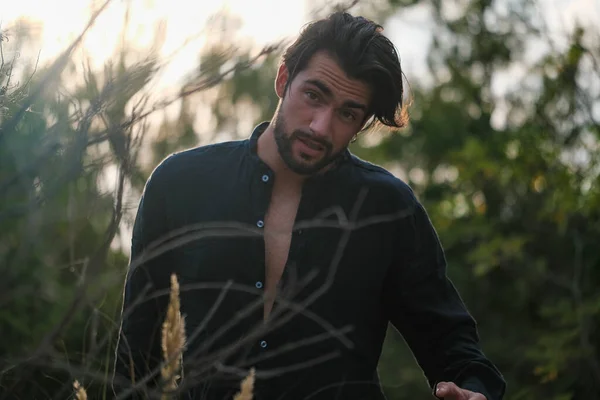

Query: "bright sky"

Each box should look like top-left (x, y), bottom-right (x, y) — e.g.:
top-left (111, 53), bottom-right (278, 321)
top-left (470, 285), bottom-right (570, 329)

top-left (2, 0), bottom-right (599, 91)
top-left (1, 0), bottom-right (308, 89)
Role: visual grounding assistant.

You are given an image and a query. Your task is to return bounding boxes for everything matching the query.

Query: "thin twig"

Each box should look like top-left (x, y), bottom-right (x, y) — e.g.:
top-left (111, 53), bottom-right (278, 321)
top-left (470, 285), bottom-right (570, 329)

top-left (0, 0), bottom-right (114, 139)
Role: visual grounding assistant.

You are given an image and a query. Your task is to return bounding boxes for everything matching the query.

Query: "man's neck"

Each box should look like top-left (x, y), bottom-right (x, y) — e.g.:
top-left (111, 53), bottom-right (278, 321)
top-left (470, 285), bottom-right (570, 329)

top-left (257, 124), bottom-right (307, 187)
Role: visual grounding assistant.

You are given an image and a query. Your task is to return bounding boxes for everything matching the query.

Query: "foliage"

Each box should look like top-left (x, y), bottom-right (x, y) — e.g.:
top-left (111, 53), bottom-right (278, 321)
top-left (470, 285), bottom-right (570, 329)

top-left (0, 0), bottom-right (598, 399)
top-left (0, 18), bottom-right (156, 398)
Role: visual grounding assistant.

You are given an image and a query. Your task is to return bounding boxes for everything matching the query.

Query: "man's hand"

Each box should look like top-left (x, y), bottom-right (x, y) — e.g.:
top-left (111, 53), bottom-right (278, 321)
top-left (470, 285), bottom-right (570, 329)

top-left (435, 382), bottom-right (487, 400)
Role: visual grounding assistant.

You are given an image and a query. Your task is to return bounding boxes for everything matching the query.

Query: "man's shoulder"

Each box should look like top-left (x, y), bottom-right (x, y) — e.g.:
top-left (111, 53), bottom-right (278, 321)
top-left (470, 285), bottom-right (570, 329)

top-left (150, 139), bottom-right (247, 181)
top-left (163, 139), bottom-right (246, 168)
top-left (347, 153), bottom-right (417, 204)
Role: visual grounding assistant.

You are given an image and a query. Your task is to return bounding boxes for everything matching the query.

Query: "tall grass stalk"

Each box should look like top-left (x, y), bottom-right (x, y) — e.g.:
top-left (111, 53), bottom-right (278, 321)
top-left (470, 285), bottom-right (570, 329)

top-left (160, 273), bottom-right (187, 399)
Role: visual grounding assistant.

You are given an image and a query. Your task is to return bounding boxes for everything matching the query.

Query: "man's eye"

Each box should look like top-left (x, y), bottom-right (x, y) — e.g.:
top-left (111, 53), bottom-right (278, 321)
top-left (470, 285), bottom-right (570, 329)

top-left (341, 110), bottom-right (356, 121)
top-left (305, 91), bottom-right (319, 101)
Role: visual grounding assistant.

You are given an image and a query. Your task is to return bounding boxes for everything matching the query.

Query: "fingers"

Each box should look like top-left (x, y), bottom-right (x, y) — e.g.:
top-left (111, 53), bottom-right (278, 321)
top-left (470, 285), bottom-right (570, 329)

top-left (435, 382), bottom-right (487, 400)
top-left (435, 382), bottom-right (462, 399)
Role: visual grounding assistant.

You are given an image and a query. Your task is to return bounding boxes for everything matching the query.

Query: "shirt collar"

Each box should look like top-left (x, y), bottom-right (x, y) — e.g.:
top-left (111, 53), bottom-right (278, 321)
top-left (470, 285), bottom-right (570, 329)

top-left (248, 121), bottom-right (270, 156)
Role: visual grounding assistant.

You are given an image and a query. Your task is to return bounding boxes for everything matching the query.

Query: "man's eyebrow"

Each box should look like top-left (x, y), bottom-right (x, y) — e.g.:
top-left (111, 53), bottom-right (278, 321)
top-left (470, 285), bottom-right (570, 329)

top-left (343, 100), bottom-right (368, 111)
top-left (305, 79), bottom-right (368, 111)
top-left (306, 79), bottom-right (333, 97)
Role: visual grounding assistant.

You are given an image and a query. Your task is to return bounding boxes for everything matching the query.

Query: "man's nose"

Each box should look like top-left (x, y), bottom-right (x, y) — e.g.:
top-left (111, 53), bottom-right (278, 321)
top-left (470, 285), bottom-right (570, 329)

top-left (309, 108), bottom-right (334, 139)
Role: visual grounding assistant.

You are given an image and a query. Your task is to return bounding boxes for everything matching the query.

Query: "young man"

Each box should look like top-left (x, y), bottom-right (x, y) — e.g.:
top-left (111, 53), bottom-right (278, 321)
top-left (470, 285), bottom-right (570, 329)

top-left (114, 12), bottom-right (505, 400)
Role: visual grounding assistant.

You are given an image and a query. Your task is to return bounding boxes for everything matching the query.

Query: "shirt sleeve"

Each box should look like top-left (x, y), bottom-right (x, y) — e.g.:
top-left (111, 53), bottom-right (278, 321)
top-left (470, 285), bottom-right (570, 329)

top-left (383, 198), bottom-right (506, 400)
top-left (113, 161), bottom-right (174, 397)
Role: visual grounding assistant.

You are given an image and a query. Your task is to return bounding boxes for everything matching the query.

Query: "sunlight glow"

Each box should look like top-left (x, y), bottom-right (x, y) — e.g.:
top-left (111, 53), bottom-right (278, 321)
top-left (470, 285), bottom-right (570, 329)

top-left (1, 0), bottom-right (307, 87)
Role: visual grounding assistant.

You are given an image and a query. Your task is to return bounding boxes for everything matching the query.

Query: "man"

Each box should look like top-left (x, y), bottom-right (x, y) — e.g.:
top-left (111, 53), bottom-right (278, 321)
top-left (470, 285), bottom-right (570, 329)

top-left (114, 12), bottom-right (505, 400)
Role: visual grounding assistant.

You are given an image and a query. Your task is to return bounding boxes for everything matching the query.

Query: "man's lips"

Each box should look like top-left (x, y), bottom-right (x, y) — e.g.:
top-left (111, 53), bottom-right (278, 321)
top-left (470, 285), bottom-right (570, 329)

top-left (297, 136), bottom-right (326, 151)
top-left (295, 138), bottom-right (326, 158)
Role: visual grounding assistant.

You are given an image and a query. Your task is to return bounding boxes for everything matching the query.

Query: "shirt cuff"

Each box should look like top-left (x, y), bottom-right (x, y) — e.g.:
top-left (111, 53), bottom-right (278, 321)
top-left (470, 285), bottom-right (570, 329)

top-left (459, 376), bottom-right (496, 400)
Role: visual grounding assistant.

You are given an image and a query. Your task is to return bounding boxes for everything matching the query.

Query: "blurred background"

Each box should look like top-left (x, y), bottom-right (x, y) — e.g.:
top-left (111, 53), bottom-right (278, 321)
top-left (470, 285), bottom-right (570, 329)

top-left (1, 0), bottom-right (599, 398)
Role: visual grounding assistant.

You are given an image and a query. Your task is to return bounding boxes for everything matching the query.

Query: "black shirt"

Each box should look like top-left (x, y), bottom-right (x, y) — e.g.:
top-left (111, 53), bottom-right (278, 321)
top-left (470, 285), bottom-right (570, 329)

top-left (114, 122), bottom-right (505, 400)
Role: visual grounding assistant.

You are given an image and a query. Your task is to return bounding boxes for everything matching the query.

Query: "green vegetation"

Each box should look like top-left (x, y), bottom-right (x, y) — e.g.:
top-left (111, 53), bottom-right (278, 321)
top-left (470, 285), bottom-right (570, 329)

top-left (0, 1), bottom-right (598, 398)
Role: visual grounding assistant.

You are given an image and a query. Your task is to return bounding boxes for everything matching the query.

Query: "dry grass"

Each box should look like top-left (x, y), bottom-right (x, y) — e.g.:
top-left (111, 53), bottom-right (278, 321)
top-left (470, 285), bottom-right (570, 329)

top-left (160, 273), bottom-right (187, 399)
top-left (233, 368), bottom-right (256, 400)
top-left (74, 273), bottom-right (254, 399)
top-left (73, 380), bottom-right (87, 400)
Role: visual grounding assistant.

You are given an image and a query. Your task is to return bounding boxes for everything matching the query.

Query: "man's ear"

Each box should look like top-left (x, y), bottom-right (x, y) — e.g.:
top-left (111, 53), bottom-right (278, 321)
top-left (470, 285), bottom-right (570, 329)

top-left (275, 63), bottom-right (289, 98)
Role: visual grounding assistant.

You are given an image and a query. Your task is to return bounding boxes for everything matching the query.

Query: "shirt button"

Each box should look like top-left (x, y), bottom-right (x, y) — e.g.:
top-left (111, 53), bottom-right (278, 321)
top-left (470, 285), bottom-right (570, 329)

top-left (255, 281), bottom-right (263, 289)
top-left (259, 340), bottom-right (268, 348)
top-left (256, 220), bottom-right (264, 228)
top-left (261, 174), bottom-right (269, 182)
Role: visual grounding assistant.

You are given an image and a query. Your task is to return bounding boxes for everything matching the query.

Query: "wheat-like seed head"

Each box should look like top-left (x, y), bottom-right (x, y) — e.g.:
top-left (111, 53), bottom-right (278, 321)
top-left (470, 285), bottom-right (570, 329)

top-left (161, 273), bottom-right (186, 398)
top-left (73, 380), bottom-right (87, 400)
top-left (233, 368), bottom-right (256, 400)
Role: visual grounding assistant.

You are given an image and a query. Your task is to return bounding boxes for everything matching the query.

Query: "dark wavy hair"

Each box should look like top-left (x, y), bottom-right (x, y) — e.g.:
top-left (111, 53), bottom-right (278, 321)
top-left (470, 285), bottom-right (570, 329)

top-left (281, 12), bottom-right (409, 129)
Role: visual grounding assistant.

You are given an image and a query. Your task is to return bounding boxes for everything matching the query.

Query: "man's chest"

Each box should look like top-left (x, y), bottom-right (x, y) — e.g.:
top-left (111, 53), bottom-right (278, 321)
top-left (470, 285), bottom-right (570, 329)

top-left (166, 179), bottom-right (397, 307)
top-left (165, 180), bottom-right (402, 364)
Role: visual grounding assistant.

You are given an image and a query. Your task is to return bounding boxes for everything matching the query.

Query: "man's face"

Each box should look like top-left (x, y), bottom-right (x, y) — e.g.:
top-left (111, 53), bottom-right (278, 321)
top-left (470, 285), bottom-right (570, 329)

top-left (272, 51), bottom-right (372, 175)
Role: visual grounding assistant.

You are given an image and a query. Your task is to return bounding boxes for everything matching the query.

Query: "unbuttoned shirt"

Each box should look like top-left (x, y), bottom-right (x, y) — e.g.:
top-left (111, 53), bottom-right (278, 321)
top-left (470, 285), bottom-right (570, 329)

top-left (114, 122), bottom-right (505, 400)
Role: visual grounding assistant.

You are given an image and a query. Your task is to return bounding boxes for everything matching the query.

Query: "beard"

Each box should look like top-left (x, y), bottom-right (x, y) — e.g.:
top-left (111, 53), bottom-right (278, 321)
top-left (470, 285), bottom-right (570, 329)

top-left (273, 109), bottom-right (342, 176)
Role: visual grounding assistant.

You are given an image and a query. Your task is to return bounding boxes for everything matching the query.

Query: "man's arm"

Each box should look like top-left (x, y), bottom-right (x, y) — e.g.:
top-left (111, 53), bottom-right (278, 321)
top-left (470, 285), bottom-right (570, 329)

top-left (113, 161), bottom-right (173, 396)
top-left (383, 198), bottom-right (506, 400)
